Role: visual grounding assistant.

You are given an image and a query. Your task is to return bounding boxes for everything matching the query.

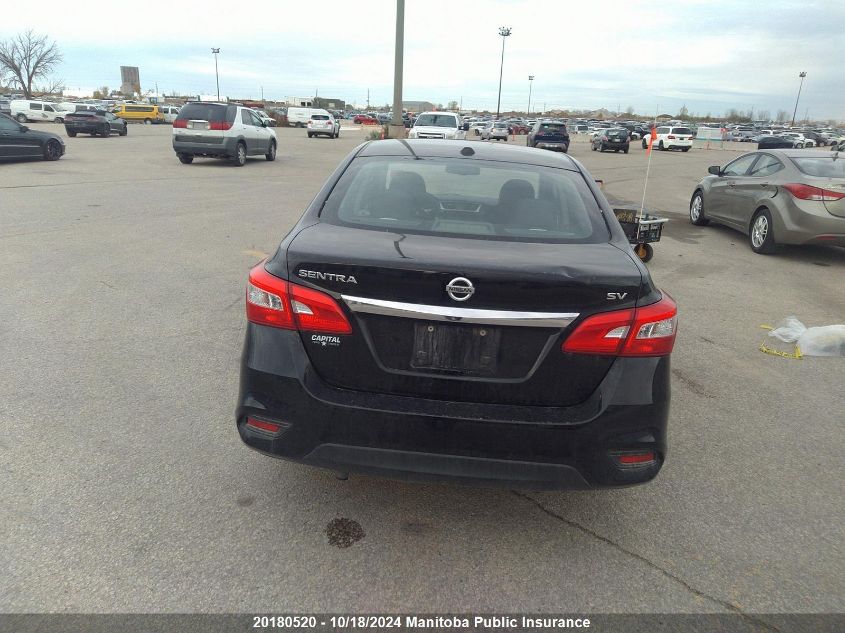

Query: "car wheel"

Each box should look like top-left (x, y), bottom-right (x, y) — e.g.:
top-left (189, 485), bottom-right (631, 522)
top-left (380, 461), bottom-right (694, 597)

top-left (307, 132), bottom-right (314, 138)
top-left (682, 147), bottom-right (690, 152)
top-left (623, 147), bottom-right (629, 154)
top-left (659, 141), bottom-right (665, 151)
top-left (177, 153), bottom-right (194, 164)
top-left (689, 190), bottom-right (710, 226)
top-left (55, 117), bottom-right (64, 124)
top-left (265, 140), bottom-right (276, 161)
top-left (749, 209), bottom-right (777, 254)
top-left (43, 139), bottom-right (62, 161)
top-left (67, 131), bottom-right (77, 137)
top-left (119, 126), bottom-right (127, 136)
top-left (144, 118), bottom-right (152, 125)
top-left (642, 139), bottom-right (648, 149)
top-left (233, 142), bottom-right (247, 166)
top-left (335, 129), bottom-right (340, 138)
top-left (101, 124), bottom-right (111, 137)
top-left (16, 113), bottom-right (27, 123)
top-left (591, 143), bottom-right (596, 151)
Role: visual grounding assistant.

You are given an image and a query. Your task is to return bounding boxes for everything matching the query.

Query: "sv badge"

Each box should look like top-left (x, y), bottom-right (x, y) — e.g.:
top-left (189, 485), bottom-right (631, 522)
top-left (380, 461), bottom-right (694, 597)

top-left (607, 292), bottom-right (628, 301)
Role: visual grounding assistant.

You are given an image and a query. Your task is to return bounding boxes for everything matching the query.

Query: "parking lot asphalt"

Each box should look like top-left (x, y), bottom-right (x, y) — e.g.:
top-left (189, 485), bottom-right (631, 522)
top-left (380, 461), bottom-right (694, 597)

top-left (1, 124), bottom-right (843, 617)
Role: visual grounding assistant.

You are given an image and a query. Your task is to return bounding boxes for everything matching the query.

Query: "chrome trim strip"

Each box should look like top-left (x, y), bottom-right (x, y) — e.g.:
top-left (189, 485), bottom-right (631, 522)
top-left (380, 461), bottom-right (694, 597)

top-left (342, 295), bottom-right (579, 328)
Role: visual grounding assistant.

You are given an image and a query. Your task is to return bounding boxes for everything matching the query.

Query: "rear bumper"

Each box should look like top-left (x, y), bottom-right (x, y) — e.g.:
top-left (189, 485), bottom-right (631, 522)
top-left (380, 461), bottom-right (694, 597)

top-left (534, 141), bottom-right (569, 152)
top-left (172, 135), bottom-right (238, 157)
top-left (236, 325), bottom-right (670, 490)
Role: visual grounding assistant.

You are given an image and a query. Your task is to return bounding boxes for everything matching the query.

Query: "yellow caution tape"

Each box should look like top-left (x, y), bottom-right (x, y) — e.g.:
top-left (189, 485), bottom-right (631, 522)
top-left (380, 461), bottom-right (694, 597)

top-left (759, 343), bottom-right (803, 359)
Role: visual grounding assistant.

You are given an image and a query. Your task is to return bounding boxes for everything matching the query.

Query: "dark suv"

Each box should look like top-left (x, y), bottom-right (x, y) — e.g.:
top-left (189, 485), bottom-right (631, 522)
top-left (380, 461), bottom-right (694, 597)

top-left (527, 121), bottom-right (570, 152)
top-left (64, 110), bottom-right (128, 137)
top-left (591, 128), bottom-right (630, 153)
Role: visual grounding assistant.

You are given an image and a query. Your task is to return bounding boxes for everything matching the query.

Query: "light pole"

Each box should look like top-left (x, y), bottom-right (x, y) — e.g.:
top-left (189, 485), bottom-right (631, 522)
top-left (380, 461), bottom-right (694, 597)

top-left (211, 48), bottom-right (220, 101)
top-left (495, 27), bottom-right (512, 119)
top-left (790, 71), bottom-right (806, 126)
top-left (527, 75), bottom-right (534, 116)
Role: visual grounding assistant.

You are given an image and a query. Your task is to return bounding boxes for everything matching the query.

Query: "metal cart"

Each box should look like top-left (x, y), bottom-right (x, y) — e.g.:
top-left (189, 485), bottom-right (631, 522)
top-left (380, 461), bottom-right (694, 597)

top-left (613, 207), bottom-right (668, 263)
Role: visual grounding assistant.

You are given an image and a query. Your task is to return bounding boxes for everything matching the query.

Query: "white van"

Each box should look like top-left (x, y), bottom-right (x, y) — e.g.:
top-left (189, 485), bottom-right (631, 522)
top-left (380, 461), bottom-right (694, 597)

top-left (159, 105), bottom-right (181, 124)
top-left (10, 100), bottom-right (68, 123)
top-left (286, 106), bottom-right (322, 128)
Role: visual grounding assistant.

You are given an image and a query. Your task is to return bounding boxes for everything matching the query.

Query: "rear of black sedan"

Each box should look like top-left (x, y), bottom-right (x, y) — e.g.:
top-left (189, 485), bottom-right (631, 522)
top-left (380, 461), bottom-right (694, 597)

top-left (236, 140), bottom-right (677, 489)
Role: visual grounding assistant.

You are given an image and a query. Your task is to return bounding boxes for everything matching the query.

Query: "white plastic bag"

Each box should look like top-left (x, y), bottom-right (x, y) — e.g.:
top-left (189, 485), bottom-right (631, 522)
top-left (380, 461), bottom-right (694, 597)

top-left (768, 317), bottom-right (845, 356)
top-left (797, 325), bottom-right (845, 357)
top-left (768, 317), bottom-right (806, 344)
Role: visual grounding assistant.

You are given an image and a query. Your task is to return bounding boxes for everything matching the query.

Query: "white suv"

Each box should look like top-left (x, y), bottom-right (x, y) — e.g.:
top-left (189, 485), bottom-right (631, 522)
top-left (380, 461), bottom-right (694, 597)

top-left (307, 111), bottom-right (340, 138)
top-left (172, 102), bottom-right (277, 166)
top-left (408, 111), bottom-right (466, 140)
top-left (642, 125), bottom-right (694, 152)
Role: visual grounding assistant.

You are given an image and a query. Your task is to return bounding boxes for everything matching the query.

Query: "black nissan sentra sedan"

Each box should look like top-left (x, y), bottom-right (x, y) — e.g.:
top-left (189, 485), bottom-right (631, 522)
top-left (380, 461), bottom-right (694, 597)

top-left (237, 140), bottom-right (677, 489)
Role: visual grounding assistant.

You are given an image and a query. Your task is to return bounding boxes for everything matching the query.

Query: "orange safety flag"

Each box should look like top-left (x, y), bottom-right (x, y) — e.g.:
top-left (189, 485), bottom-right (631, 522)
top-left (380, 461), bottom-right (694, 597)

top-left (646, 126), bottom-right (656, 155)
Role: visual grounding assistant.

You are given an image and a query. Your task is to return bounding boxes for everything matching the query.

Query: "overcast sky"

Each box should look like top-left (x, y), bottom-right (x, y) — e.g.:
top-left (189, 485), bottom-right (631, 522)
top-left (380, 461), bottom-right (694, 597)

top-left (3, 0), bottom-right (844, 120)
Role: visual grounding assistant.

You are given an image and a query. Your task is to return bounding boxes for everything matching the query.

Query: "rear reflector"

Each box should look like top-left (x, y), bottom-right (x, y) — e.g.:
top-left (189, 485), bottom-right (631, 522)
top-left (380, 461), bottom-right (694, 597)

top-left (245, 417), bottom-right (282, 433)
top-left (615, 451), bottom-right (656, 465)
top-left (562, 294), bottom-right (677, 357)
top-left (782, 183), bottom-right (845, 201)
top-left (246, 262), bottom-right (352, 334)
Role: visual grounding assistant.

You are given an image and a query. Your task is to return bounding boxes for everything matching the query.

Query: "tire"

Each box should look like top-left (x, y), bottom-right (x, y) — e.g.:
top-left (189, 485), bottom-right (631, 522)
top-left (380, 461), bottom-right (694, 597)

top-left (67, 131), bottom-right (77, 137)
top-left (178, 153), bottom-right (194, 164)
top-left (642, 139), bottom-right (648, 149)
top-left (43, 139), bottom-right (62, 161)
top-left (599, 144), bottom-right (604, 152)
top-left (635, 243), bottom-right (654, 263)
top-left (682, 147), bottom-right (690, 152)
top-left (307, 132), bottom-right (314, 138)
top-left (233, 142), bottom-right (246, 167)
top-left (689, 190), bottom-right (710, 226)
top-left (659, 141), bottom-right (665, 151)
top-left (591, 143), bottom-right (597, 151)
top-left (55, 117), bottom-right (64, 124)
top-left (265, 140), bottom-right (276, 161)
top-left (144, 118), bottom-right (152, 125)
top-left (119, 126), bottom-right (127, 136)
top-left (623, 147), bottom-right (629, 154)
top-left (336, 129), bottom-right (340, 138)
top-left (16, 113), bottom-right (27, 123)
top-left (749, 209), bottom-right (777, 254)
top-left (101, 124), bottom-right (110, 137)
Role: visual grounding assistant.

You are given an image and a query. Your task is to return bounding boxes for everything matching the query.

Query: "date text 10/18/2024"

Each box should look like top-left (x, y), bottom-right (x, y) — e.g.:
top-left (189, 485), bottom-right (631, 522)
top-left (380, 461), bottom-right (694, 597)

top-left (252, 615), bottom-right (592, 629)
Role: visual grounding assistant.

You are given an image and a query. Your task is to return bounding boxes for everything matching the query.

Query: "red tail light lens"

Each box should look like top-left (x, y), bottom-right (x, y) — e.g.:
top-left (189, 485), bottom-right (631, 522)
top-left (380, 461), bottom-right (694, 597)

top-left (667, 135), bottom-right (676, 139)
top-left (173, 119), bottom-right (187, 128)
top-left (245, 417), bottom-right (282, 433)
top-left (562, 294), bottom-right (677, 357)
top-left (209, 120), bottom-right (233, 131)
top-left (614, 450), bottom-right (656, 466)
top-left (782, 183), bottom-right (845, 201)
top-left (246, 263), bottom-right (352, 334)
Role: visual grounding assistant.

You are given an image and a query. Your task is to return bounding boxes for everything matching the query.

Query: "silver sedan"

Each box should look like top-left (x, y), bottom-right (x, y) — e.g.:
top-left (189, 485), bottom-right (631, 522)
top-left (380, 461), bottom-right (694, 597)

top-left (689, 149), bottom-right (845, 253)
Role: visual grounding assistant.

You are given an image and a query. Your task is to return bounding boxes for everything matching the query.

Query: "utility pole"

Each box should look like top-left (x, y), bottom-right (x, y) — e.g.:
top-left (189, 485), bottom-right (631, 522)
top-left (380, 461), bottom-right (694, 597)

top-left (791, 71), bottom-right (806, 126)
top-left (261, 86), bottom-right (264, 101)
top-left (389, 0), bottom-right (405, 137)
top-left (495, 27), bottom-right (512, 118)
top-left (527, 75), bottom-right (534, 116)
top-left (367, 88), bottom-right (370, 110)
top-left (211, 48), bottom-right (220, 100)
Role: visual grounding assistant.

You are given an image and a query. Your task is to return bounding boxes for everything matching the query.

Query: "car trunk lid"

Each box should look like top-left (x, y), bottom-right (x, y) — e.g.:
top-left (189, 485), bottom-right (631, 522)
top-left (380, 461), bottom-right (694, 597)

top-left (284, 223), bottom-right (643, 407)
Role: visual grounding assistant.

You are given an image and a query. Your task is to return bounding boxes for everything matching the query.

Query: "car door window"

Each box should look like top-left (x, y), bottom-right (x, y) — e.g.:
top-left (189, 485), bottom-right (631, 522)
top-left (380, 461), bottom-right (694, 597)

top-left (0, 116), bottom-right (19, 132)
top-left (722, 154), bottom-right (758, 176)
top-left (747, 155), bottom-right (783, 177)
top-left (241, 110), bottom-right (253, 126)
top-left (30, 103), bottom-right (43, 110)
top-left (251, 111), bottom-right (264, 126)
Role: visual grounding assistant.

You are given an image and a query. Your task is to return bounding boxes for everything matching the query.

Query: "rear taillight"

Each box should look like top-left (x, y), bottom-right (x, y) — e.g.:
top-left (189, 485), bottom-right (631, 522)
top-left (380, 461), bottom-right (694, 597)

top-left (562, 294), bottom-right (677, 357)
top-left (613, 450), bottom-right (656, 466)
top-left (245, 417), bottom-right (282, 433)
top-left (602, 136), bottom-right (608, 141)
top-left (246, 262), bottom-right (352, 334)
top-left (667, 135), bottom-right (676, 139)
top-left (782, 183), bottom-right (845, 201)
top-left (173, 119), bottom-right (187, 128)
top-left (209, 120), bottom-right (233, 131)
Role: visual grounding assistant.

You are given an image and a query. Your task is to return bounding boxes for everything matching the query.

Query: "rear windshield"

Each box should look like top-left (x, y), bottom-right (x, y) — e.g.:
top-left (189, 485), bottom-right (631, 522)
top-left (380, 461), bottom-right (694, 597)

top-left (672, 127), bottom-right (692, 135)
top-left (606, 128), bottom-right (628, 136)
top-left (790, 157), bottom-right (845, 178)
top-left (539, 123), bottom-right (565, 132)
top-left (311, 115), bottom-right (330, 120)
top-left (415, 114), bottom-right (458, 128)
top-left (320, 156), bottom-right (608, 243)
top-left (177, 103), bottom-right (235, 122)
top-left (494, 123), bottom-right (508, 128)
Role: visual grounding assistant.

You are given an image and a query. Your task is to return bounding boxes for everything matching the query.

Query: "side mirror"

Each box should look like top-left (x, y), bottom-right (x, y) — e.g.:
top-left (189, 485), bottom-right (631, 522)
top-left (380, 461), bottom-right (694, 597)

top-left (708, 165), bottom-right (721, 176)
top-left (463, 123), bottom-right (470, 131)
top-left (262, 120), bottom-right (268, 127)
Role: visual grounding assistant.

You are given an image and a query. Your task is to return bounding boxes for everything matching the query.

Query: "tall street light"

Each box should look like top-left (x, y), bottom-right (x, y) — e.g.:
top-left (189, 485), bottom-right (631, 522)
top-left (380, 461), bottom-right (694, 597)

top-left (527, 75), bottom-right (534, 116)
top-left (790, 71), bottom-right (806, 126)
top-left (495, 27), bottom-right (512, 119)
top-left (211, 48), bottom-right (221, 101)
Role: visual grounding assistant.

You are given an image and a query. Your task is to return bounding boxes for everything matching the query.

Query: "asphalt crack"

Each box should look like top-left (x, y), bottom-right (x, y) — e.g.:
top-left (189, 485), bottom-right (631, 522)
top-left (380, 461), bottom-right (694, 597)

top-left (512, 491), bottom-right (783, 633)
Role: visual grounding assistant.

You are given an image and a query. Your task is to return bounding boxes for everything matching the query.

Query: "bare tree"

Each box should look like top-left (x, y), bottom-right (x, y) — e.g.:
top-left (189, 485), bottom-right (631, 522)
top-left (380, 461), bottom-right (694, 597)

top-left (0, 30), bottom-right (63, 99)
top-left (776, 110), bottom-right (789, 123)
